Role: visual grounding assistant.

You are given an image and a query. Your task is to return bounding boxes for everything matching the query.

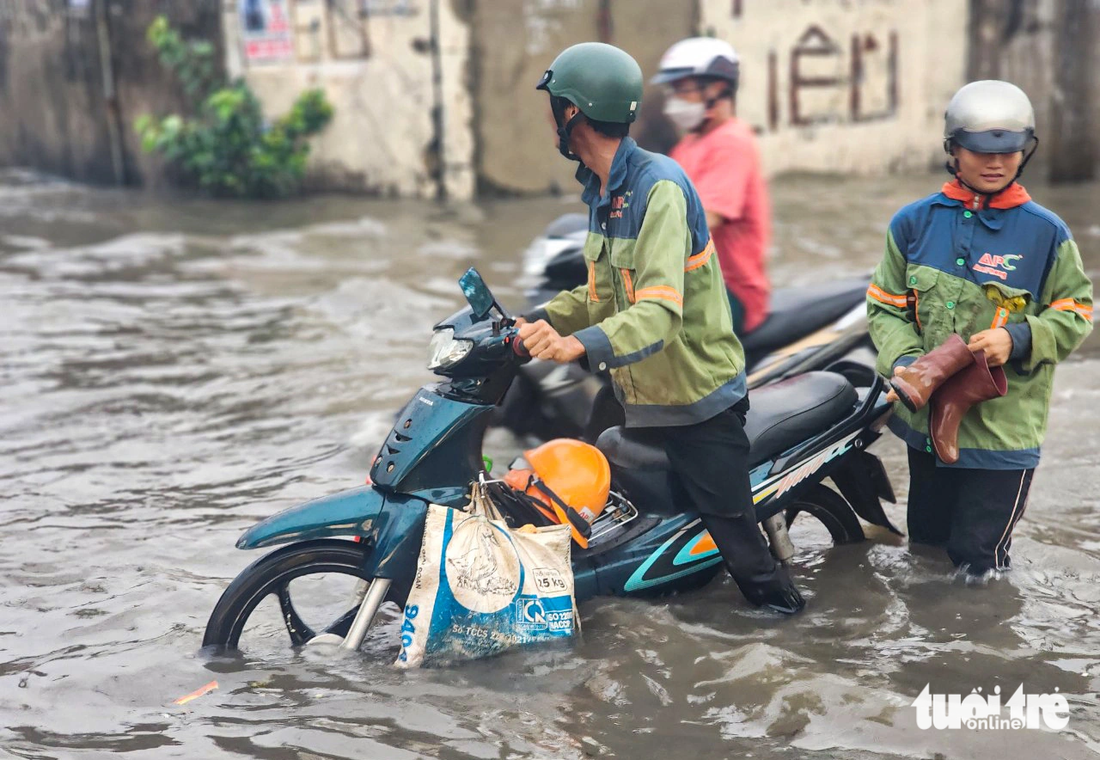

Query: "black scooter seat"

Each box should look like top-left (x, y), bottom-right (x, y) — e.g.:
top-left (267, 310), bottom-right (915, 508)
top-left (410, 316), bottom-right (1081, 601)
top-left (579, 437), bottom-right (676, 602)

top-left (596, 371), bottom-right (858, 470)
top-left (739, 277), bottom-right (870, 357)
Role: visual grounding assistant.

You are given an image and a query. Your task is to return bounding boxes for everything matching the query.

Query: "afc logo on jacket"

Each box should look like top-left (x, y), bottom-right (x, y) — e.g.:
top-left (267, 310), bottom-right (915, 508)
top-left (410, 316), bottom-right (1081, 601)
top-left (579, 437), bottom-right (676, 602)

top-left (972, 253), bottom-right (1024, 282)
top-left (899, 197), bottom-right (1057, 300)
top-left (609, 193), bottom-right (631, 220)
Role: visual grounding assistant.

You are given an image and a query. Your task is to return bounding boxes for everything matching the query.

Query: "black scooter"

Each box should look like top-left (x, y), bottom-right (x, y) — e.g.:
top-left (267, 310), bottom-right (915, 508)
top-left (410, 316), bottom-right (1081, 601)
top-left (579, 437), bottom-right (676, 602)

top-left (497, 213), bottom-right (875, 442)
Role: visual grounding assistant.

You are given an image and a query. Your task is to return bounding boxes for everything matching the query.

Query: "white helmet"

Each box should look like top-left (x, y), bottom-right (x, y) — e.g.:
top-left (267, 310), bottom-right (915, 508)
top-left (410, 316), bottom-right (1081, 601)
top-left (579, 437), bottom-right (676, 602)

top-left (652, 37), bottom-right (740, 93)
top-left (944, 80), bottom-right (1036, 154)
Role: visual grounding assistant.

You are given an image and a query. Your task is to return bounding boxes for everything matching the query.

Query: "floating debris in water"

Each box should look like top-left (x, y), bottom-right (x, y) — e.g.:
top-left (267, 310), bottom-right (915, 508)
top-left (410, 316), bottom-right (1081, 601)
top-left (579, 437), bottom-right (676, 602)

top-left (174, 680), bottom-right (218, 705)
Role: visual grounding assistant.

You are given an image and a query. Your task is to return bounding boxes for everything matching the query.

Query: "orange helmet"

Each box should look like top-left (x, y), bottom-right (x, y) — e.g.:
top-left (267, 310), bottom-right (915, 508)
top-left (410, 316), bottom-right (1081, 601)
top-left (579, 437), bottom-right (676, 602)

top-left (525, 439), bottom-right (611, 521)
top-left (503, 439), bottom-right (612, 547)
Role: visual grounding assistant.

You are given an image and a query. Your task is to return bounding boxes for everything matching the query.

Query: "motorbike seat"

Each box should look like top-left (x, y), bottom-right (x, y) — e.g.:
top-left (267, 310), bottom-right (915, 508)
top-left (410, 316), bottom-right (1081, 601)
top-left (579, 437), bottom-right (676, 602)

top-left (596, 371), bottom-right (858, 470)
top-left (740, 276), bottom-right (871, 357)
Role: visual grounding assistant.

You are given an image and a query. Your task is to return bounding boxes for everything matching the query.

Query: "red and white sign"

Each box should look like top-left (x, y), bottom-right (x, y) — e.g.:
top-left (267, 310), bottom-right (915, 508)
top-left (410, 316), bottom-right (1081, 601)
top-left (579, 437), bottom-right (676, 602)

top-left (240, 0), bottom-right (295, 64)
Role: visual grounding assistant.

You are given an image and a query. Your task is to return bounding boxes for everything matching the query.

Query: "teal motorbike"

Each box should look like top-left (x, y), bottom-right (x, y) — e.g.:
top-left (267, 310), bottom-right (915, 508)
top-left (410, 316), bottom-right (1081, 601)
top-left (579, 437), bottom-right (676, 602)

top-left (203, 269), bottom-right (900, 654)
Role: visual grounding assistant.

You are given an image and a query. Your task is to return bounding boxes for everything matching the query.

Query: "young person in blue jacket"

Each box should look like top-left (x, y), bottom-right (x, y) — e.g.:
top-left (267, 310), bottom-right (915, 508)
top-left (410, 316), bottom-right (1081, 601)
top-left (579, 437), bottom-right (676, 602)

top-left (868, 81), bottom-right (1093, 574)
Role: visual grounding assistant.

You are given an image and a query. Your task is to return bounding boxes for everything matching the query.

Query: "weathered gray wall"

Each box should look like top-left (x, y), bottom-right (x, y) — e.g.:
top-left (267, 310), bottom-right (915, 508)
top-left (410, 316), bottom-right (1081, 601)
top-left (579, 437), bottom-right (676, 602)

top-left (0, 1), bottom-right (115, 183)
top-left (968, 0), bottom-right (1100, 183)
top-left (1048, 0), bottom-right (1097, 182)
top-left (114, 2), bottom-right (225, 190)
top-left (702, 0), bottom-right (968, 178)
top-left (1, 0), bottom-right (1096, 195)
top-left (0, 0), bottom-right (222, 187)
top-left (469, 0), bottom-right (694, 196)
top-left (224, 0), bottom-right (475, 199)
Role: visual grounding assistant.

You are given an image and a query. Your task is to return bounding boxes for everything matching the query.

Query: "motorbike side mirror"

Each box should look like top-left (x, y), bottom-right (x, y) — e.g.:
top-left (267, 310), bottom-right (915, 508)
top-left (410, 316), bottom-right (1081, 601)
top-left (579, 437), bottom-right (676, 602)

top-left (459, 268), bottom-right (495, 320)
top-left (459, 267), bottom-right (514, 324)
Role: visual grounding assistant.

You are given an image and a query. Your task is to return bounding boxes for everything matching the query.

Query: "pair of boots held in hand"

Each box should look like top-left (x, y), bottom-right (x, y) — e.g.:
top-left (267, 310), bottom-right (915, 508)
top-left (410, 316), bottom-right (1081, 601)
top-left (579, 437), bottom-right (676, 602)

top-left (889, 334), bottom-right (1009, 464)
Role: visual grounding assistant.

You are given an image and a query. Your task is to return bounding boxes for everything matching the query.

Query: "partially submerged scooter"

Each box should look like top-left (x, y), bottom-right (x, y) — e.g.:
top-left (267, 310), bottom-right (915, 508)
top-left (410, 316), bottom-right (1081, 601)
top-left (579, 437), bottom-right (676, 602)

top-left (203, 269), bottom-right (899, 655)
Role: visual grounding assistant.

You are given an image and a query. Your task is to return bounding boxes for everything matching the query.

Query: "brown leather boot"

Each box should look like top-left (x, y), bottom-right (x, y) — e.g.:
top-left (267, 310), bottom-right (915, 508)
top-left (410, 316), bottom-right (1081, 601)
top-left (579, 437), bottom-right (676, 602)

top-left (929, 349), bottom-right (1008, 464)
top-left (890, 333), bottom-right (974, 412)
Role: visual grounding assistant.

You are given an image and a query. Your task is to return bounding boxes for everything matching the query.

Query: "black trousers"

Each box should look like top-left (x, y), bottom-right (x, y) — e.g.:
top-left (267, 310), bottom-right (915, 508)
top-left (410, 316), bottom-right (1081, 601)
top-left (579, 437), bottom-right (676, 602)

top-left (642, 396), bottom-right (778, 582)
top-left (906, 447), bottom-right (1034, 573)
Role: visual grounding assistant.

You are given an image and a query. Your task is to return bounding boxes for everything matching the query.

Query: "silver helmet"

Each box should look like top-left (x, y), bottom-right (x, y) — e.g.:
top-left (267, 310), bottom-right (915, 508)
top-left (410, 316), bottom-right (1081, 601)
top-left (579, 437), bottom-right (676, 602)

top-left (944, 80), bottom-right (1036, 154)
top-left (651, 37), bottom-right (740, 92)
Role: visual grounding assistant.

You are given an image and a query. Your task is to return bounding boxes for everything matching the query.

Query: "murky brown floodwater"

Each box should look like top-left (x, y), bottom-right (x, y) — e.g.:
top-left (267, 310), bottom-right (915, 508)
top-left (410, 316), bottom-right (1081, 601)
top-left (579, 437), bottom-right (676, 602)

top-left (2, 167), bottom-right (1099, 760)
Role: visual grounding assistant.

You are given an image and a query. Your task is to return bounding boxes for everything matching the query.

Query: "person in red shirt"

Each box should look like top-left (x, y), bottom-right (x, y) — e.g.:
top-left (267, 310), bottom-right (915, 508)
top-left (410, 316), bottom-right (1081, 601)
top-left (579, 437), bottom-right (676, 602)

top-left (654, 38), bottom-right (771, 335)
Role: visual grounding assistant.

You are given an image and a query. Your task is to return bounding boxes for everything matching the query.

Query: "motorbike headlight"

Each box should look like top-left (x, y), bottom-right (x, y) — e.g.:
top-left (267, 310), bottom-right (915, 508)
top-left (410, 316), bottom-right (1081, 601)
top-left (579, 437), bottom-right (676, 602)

top-left (427, 328), bottom-right (473, 370)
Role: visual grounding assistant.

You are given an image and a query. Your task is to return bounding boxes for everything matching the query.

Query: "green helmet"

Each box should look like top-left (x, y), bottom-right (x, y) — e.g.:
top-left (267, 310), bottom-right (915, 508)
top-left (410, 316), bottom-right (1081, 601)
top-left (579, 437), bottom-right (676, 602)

top-left (536, 42), bottom-right (643, 123)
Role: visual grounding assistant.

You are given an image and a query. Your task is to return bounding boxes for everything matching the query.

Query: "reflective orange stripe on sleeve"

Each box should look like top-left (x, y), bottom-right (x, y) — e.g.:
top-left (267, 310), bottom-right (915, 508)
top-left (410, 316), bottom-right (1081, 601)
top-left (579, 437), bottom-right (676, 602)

top-left (588, 261), bottom-right (599, 302)
top-left (635, 286), bottom-right (683, 308)
top-left (621, 269), bottom-right (635, 303)
top-left (867, 283), bottom-right (908, 308)
top-left (684, 240), bottom-right (714, 272)
top-left (1050, 298), bottom-right (1093, 321)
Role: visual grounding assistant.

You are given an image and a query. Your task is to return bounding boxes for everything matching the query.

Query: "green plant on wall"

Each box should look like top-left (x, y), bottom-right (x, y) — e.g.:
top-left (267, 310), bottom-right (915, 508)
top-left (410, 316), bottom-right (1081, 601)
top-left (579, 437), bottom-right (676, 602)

top-left (135, 16), bottom-right (334, 198)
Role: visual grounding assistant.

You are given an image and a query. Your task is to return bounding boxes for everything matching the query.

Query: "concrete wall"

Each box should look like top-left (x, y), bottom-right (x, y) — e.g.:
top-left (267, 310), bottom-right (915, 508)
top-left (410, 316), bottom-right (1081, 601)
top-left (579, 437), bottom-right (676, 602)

top-left (470, 0), bottom-right (972, 192)
top-left (969, 0), bottom-right (1100, 183)
top-left (469, 0), bottom-right (695, 195)
top-left (224, 0), bottom-right (694, 199)
top-left (2, 0), bottom-right (1095, 196)
top-left (223, 0), bottom-right (475, 199)
top-left (116, 2), bottom-right (226, 190)
top-left (0, 0), bottom-right (222, 188)
top-left (0, 1), bottom-right (114, 184)
top-left (968, 0), bottom-right (1056, 179)
top-left (1047, 0), bottom-right (1098, 182)
top-left (700, 0), bottom-right (969, 177)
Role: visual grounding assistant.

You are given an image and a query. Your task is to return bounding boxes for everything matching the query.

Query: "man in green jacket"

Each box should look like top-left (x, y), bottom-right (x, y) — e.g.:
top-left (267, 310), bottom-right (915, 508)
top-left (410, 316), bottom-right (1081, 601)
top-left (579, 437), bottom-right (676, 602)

top-left (868, 80), bottom-right (1093, 573)
top-left (519, 42), bottom-right (804, 613)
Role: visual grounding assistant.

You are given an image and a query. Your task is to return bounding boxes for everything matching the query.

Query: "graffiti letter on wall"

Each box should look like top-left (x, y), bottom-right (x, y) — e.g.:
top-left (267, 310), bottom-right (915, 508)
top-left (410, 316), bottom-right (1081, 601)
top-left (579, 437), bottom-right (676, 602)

top-left (850, 31), bottom-right (898, 122)
top-left (789, 25), bottom-right (844, 126)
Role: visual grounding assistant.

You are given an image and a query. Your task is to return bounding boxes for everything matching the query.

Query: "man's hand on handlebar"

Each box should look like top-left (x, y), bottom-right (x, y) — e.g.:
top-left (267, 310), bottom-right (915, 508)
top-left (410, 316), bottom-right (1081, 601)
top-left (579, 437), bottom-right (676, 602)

top-left (517, 319), bottom-right (586, 363)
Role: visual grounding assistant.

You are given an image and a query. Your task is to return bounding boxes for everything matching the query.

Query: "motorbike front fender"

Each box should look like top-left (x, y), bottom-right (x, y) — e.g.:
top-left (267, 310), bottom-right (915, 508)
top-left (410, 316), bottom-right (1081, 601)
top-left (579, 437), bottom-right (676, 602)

top-left (236, 486), bottom-right (429, 580)
top-left (830, 450), bottom-right (903, 536)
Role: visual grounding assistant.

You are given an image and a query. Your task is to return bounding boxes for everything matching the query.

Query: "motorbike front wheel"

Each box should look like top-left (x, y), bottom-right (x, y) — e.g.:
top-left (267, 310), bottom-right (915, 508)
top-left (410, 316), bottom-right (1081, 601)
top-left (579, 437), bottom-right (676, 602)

top-left (783, 484), bottom-right (865, 555)
top-left (202, 539), bottom-right (400, 653)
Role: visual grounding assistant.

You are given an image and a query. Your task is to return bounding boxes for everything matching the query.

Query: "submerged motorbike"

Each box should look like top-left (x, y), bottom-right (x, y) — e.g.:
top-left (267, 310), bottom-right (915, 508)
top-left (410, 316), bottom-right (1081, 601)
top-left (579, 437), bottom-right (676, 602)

top-left (497, 213), bottom-right (875, 442)
top-left (203, 269), bottom-right (900, 655)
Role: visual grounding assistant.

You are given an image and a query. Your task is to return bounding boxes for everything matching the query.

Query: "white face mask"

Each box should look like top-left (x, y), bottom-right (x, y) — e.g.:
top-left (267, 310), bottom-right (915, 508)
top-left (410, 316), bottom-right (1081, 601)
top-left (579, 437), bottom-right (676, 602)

top-left (664, 96), bottom-right (707, 132)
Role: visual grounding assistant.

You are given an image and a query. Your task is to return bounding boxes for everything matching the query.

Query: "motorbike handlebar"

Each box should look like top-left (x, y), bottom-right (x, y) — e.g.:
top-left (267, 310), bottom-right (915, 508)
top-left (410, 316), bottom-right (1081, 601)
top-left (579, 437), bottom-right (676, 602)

top-left (511, 333), bottom-right (531, 359)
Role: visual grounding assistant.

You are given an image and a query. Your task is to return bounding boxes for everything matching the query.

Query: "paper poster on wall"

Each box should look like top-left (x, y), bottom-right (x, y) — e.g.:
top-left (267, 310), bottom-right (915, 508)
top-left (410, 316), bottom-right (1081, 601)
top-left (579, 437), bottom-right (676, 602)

top-left (240, 0), bottom-right (295, 64)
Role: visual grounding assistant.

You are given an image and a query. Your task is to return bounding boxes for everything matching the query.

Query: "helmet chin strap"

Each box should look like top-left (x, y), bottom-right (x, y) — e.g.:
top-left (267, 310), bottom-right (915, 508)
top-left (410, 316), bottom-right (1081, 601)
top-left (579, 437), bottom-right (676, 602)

top-left (552, 98), bottom-right (585, 162)
top-left (943, 137), bottom-right (1040, 208)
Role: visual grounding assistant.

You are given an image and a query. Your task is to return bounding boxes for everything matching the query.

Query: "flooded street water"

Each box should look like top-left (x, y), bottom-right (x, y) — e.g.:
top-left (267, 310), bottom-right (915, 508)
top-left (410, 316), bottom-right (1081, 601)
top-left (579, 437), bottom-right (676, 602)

top-left (2, 166), bottom-right (1100, 759)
